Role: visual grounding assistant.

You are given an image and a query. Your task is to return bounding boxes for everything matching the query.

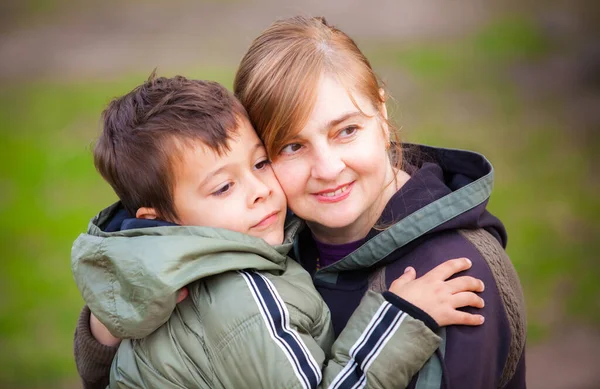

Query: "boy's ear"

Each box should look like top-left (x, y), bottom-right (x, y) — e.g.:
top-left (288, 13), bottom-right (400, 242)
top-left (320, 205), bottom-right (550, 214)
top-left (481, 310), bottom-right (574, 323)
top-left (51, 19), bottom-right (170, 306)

top-left (136, 207), bottom-right (158, 220)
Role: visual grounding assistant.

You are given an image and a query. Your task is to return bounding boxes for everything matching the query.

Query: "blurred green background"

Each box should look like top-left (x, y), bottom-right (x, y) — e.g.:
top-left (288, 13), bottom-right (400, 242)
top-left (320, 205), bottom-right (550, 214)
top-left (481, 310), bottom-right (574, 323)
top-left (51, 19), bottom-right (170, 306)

top-left (0, 0), bottom-right (599, 388)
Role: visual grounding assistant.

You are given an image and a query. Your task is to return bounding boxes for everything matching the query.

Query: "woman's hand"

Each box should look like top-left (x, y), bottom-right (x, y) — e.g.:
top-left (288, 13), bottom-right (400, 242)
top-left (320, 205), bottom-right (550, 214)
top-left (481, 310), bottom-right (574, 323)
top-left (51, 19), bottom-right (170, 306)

top-left (90, 312), bottom-right (121, 347)
top-left (388, 258), bottom-right (485, 327)
top-left (89, 287), bottom-right (189, 346)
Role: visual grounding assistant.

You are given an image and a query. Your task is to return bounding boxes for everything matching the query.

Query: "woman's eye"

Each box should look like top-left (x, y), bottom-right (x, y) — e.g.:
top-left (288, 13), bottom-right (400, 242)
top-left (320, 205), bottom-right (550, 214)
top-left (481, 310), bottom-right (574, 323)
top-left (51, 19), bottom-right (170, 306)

top-left (254, 159), bottom-right (271, 170)
top-left (213, 183), bottom-right (233, 196)
top-left (280, 143), bottom-right (303, 155)
top-left (339, 126), bottom-right (358, 138)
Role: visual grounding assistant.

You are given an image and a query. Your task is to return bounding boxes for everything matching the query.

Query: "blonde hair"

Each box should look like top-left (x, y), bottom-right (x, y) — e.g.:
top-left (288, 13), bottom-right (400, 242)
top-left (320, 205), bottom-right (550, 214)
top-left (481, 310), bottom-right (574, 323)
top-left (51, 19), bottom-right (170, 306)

top-left (234, 16), bottom-right (401, 163)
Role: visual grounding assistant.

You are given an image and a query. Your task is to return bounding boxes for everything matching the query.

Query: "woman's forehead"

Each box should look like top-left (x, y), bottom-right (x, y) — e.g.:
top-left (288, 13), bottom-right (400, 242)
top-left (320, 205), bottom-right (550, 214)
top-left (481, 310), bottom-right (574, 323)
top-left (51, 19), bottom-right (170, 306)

top-left (307, 75), bottom-right (377, 125)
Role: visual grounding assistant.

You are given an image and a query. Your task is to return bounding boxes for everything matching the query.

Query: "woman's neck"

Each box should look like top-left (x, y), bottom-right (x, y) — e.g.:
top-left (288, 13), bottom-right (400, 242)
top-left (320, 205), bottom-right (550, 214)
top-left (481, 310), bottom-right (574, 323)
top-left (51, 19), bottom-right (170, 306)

top-left (308, 168), bottom-right (411, 245)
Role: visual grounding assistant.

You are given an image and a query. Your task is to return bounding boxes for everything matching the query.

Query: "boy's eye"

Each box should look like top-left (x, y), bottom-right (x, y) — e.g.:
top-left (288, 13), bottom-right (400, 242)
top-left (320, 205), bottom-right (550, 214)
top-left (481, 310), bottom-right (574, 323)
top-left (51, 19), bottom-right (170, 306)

top-left (213, 183), bottom-right (233, 196)
top-left (280, 143), bottom-right (302, 155)
top-left (254, 159), bottom-right (271, 170)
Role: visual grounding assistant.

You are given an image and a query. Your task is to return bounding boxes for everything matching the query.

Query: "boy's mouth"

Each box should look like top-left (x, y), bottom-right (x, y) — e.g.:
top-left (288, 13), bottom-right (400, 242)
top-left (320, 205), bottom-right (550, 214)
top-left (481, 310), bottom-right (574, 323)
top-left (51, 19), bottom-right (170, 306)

top-left (252, 211), bottom-right (280, 229)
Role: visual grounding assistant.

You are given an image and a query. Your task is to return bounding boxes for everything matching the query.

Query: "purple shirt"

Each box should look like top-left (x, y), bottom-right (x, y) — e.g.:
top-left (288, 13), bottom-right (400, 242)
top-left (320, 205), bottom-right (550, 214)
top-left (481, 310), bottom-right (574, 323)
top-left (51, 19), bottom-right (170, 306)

top-left (313, 236), bottom-right (365, 269)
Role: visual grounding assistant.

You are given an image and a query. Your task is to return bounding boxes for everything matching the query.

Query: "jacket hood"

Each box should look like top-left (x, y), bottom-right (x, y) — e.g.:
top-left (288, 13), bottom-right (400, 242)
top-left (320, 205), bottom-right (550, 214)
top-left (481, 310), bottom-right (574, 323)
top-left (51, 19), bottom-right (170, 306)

top-left (313, 144), bottom-right (507, 282)
top-left (71, 202), bottom-right (303, 338)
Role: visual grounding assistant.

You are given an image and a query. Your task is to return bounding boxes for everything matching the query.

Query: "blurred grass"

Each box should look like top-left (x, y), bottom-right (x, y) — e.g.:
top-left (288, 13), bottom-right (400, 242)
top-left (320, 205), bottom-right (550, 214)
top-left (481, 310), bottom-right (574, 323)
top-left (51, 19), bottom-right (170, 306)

top-left (1, 15), bottom-right (599, 388)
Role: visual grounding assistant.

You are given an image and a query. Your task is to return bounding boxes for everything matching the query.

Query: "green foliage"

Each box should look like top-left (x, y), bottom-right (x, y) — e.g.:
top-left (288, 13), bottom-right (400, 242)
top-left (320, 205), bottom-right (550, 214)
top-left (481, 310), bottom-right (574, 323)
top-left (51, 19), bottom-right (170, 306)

top-left (368, 17), bottom-right (552, 88)
top-left (472, 16), bottom-right (551, 60)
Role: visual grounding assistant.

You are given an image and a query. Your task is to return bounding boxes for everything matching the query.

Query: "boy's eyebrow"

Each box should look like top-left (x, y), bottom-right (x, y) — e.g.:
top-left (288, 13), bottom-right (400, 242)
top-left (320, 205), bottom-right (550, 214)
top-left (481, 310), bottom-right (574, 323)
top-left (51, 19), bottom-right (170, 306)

top-left (200, 165), bottom-right (230, 189)
top-left (199, 142), bottom-right (265, 189)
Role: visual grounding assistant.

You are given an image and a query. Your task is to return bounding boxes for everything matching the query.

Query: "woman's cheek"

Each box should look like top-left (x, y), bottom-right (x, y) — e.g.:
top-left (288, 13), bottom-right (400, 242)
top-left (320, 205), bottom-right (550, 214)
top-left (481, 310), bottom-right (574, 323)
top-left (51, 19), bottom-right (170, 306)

top-left (272, 161), bottom-right (304, 203)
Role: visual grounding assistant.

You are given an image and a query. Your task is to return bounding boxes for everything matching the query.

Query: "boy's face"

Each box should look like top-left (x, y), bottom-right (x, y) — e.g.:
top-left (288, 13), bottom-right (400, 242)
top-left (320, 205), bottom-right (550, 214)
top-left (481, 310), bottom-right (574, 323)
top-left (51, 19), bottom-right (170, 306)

top-left (162, 119), bottom-right (286, 245)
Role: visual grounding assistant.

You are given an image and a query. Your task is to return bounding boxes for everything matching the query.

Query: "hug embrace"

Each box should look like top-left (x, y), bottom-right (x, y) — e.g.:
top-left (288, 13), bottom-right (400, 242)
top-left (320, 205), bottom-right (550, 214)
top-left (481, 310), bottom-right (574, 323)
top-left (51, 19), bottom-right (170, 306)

top-left (71, 16), bottom-right (526, 389)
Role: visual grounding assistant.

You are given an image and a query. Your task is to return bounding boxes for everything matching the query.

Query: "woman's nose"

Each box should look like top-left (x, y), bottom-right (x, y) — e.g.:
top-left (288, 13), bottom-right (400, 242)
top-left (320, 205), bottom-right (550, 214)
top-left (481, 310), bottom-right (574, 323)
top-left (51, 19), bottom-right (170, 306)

top-left (310, 148), bottom-right (345, 181)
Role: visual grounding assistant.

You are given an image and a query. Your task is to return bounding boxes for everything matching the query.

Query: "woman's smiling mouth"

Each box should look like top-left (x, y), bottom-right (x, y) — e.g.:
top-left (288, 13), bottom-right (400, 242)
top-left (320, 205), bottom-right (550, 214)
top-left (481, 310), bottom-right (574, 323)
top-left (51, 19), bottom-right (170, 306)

top-left (312, 182), bottom-right (354, 202)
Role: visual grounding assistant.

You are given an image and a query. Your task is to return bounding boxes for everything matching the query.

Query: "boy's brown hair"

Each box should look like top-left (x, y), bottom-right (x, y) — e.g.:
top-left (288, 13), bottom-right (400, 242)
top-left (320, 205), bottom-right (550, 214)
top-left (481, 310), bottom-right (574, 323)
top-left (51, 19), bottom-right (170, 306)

top-left (95, 72), bottom-right (248, 222)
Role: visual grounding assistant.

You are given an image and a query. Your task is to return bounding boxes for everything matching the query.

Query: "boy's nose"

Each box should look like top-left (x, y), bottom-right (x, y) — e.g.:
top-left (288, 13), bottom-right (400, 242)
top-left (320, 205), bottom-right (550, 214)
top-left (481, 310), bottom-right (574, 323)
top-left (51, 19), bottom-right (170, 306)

top-left (249, 176), bottom-right (272, 205)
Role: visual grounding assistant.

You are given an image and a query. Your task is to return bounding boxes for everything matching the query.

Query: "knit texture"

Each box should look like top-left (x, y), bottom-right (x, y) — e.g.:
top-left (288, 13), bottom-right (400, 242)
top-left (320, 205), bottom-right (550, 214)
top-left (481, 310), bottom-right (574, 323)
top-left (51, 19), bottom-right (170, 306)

top-left (74, 306), bottom-right (118, 389)
top-left (460, 228), bottom-right (527, 388)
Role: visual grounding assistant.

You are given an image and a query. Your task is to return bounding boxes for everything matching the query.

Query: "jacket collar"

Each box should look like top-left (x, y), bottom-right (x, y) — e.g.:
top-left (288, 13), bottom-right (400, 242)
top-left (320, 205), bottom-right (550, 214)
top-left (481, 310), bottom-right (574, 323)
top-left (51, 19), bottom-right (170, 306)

top-left (311, 145), bottom-right (500, 283)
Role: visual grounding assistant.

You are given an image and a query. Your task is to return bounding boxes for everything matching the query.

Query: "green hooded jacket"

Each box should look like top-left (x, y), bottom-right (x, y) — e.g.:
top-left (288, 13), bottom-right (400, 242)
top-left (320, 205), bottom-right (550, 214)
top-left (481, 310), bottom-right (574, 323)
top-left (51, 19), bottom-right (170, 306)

top-left (72, 203), bottom-right (441, 388)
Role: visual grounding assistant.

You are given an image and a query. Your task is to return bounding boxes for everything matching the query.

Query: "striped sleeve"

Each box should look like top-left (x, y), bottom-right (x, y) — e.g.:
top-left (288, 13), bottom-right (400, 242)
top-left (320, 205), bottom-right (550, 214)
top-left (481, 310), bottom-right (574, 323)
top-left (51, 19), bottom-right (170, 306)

top-left (239, 270), bottom-right (321, 389)
top-left (328, 303), bottom-right (408, 388)
top-left (232, 272), bottom-right (441, 389)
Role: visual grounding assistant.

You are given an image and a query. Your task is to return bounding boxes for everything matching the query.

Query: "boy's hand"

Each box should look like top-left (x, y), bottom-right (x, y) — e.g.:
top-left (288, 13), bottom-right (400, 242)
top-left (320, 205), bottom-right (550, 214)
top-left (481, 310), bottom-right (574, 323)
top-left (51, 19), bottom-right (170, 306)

top-left (89, 287), bottom-right (189, 346)
top-left (389, 258), bottom-right (485, 327)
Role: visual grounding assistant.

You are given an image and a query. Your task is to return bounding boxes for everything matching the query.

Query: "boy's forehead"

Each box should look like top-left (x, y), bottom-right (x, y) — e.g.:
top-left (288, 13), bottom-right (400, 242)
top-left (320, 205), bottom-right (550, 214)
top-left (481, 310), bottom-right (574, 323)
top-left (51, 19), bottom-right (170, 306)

top-left (171, 124), bottom-right (263, 173)
top-left (173, 137), bottom-right (231, 166)
top-left (233, 117), bottom-right (263, 145)
top-left (170, 127), bottom-right (237, 157)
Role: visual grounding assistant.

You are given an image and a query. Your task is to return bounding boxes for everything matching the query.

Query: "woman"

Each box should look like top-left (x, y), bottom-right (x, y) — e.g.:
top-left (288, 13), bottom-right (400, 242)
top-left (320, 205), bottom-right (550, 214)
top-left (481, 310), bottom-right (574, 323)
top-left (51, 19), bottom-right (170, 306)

top-left (75, 16), bottom-right (526, 389)
top-left (235, 16), bottom-right (526, 388)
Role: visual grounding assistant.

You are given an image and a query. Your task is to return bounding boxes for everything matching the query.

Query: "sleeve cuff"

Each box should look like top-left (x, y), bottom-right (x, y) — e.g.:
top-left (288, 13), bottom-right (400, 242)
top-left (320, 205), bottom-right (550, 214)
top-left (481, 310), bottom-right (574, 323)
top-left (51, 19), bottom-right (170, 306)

top-left (382, 292), bottom-right (440, 332)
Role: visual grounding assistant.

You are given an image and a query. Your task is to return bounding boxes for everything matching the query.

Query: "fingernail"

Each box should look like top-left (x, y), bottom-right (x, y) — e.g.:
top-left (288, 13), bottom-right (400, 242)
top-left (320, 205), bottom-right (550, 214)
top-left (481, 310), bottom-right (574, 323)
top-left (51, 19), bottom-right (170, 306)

top-left (480, 316), bottom-right (485, 324)
top-left (480, 281), bottom-right (485, 291)
top-left (465, 258), bottom-right (472, 266)
top-left (404, 267), bottom-right (411, 274)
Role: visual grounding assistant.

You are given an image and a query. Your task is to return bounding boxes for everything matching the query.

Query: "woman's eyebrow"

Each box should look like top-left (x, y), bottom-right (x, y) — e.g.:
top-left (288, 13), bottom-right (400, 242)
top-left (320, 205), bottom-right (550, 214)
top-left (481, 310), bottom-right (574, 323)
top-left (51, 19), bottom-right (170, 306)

top-left (324, 111), bottom-right (362, 130)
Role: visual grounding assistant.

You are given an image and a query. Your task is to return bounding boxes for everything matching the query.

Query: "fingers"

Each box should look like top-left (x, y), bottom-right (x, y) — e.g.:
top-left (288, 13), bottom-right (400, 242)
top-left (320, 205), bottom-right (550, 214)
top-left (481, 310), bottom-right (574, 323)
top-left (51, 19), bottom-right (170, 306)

top-left (176, 287), bottom-right (189, 304)
top-left (443, 311), bottom-right (485, 327)
top-left (422, 257), bottom-right (472, 281)
top-left (445, 276), bottom-right (485, 294)
top-left (90, 312), bottom-right (121, 346)
top-left (403, 266), bottom-right (416, 280)
top-left (389, 267), bottom-right (417, 289)
top-left (451, 292), bottom-right (485, 309)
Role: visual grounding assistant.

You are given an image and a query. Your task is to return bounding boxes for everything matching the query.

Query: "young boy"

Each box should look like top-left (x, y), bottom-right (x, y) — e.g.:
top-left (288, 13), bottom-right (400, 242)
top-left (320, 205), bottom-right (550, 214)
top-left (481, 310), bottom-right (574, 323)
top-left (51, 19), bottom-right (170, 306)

top-left (72, 74), bottom-right (485, 389)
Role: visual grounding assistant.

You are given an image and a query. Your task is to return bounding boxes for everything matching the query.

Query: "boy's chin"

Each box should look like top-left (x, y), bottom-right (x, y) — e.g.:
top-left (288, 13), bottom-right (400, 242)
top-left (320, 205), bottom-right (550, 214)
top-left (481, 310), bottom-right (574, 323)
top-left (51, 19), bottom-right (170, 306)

top-left (263, 231), bottom-right (285, 246)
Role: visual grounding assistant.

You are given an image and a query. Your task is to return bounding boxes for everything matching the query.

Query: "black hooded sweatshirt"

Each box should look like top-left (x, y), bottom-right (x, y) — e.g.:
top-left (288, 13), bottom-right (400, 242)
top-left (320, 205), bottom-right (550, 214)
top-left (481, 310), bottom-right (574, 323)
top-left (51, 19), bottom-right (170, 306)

top-left (293, 145), bottom-right (526, 389)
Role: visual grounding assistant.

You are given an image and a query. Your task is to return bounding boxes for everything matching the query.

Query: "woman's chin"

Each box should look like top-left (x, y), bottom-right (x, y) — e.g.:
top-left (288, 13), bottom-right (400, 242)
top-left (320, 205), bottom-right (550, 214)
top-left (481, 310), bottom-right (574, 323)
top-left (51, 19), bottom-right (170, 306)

top-left (307, 213), bottom-right (360, 231)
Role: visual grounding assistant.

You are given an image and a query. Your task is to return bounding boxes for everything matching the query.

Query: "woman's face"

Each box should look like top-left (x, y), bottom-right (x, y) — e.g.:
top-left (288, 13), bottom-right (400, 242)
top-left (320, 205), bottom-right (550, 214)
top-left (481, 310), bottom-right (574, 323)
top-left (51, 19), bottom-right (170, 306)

top-left (271, 74), bottom-right (396, 242)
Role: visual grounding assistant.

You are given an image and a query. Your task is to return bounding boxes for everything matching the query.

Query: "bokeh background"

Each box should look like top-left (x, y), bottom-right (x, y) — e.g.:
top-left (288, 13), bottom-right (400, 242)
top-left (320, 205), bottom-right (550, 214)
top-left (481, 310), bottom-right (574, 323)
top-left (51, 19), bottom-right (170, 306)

top-left (1, 0), bottom-right (598, 388)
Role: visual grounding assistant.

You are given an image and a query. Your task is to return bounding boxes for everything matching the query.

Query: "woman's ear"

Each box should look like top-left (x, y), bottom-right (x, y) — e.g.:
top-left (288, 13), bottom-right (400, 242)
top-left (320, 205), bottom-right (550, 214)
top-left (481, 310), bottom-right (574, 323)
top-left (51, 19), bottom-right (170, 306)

top-left (136, 207), bottom-right (158, 220)
top-left (378, 88), bottom-right (388, 120)
top-left (378, 88), bottom-right (390, 144)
